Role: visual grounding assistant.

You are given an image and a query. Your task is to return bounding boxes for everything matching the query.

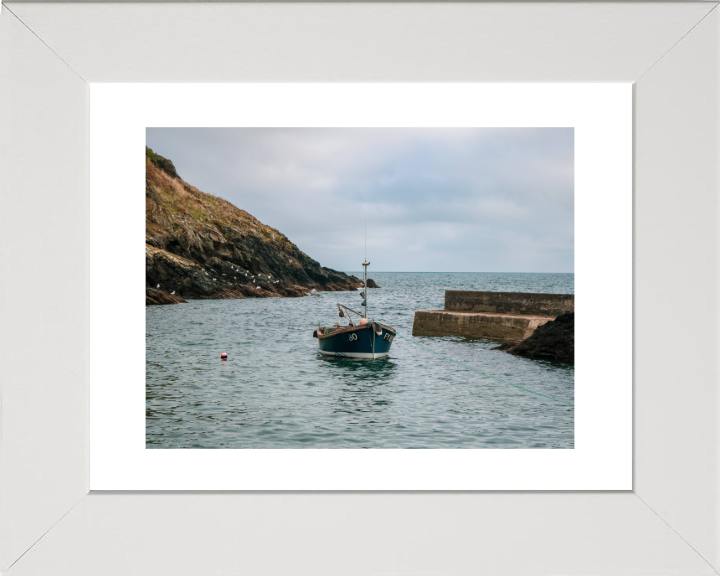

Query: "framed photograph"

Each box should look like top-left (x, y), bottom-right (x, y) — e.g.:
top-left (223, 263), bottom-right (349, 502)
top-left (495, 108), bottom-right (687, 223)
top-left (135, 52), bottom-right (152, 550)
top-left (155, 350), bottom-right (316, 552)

top-left (2, 2), bottom-right (718, 574)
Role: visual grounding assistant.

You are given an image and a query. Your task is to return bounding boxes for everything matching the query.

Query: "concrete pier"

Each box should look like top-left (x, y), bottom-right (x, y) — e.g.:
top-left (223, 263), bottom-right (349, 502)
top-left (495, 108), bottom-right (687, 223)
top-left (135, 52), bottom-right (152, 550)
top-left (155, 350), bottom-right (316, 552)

top-left (445, 290), bottom-right (573, 316)
top-left (413, 290), bottom-right (574, 340)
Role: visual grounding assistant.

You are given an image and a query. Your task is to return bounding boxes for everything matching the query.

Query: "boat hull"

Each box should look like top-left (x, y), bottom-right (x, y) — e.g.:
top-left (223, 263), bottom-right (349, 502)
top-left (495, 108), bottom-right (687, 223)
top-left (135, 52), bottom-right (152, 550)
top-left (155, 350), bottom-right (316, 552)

top-left (316, 323), bottom-right (395, 359)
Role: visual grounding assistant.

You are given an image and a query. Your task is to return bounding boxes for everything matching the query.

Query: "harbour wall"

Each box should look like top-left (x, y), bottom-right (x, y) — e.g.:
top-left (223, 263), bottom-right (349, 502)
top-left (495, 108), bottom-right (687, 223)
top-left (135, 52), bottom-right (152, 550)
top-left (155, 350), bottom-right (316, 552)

top-left (412, 310), bottom-right (553, 339)
top-left (412, 290), bottom-right (573, 340)
top-left (445, 290), bottom-right (574, 317)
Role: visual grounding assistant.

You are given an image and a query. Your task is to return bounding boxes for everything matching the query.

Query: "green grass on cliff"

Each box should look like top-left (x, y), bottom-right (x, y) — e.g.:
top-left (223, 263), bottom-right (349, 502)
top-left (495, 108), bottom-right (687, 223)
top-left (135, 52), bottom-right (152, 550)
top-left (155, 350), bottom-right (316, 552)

top-left (145, 147), bottom-right (302, 257)
top-left (146, 147), bottom-right (160, 165)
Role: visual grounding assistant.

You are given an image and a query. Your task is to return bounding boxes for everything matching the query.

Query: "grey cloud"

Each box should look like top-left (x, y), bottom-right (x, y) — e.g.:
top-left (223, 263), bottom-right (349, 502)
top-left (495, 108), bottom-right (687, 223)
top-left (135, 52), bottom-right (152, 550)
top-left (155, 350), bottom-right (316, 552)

top-left (146, 128), bottom-right (573, 272)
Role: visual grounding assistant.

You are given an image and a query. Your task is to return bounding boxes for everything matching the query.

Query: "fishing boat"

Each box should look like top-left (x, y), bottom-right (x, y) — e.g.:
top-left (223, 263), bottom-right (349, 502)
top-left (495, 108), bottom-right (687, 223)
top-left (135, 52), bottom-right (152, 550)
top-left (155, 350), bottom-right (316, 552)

top-left (313, 259), bottom-right (396, 359)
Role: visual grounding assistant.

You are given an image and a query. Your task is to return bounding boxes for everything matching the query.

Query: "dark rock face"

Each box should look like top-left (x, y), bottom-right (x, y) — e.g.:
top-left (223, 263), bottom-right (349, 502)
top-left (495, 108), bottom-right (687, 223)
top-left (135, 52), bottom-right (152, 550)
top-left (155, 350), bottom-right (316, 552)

top-left (146, 286), bottom-right (188, 305)
top-left (146, 147), bottom-right (362, 304)
top-left (493, 313), bottom-right (574, 364)
top-left (366, 279), bottom-right (380, 288)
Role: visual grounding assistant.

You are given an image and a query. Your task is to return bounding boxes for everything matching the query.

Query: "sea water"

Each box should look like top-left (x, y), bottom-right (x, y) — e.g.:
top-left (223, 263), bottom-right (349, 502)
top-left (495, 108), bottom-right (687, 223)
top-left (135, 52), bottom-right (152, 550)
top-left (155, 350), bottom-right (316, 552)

top-left (146, 272), bottom-right (574, 449)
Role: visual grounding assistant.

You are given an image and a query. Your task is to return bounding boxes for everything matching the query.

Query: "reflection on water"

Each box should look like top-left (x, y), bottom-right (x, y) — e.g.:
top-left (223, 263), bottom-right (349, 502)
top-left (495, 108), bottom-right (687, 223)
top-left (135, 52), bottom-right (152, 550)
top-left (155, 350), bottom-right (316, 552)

top-left (334, 362), bottom-right (394, 409)
top-left (319, 354), bottom-right (397, 377)
top-left (147, 272), bottom-right (574, 448)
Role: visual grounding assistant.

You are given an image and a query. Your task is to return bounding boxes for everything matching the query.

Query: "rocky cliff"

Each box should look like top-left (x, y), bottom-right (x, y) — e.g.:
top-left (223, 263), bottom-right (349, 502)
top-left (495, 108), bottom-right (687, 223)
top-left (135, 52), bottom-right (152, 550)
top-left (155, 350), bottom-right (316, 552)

top-left (493, 312), bottom-right (574, 364)
top-left (146, 148), bottom-right (362, 304)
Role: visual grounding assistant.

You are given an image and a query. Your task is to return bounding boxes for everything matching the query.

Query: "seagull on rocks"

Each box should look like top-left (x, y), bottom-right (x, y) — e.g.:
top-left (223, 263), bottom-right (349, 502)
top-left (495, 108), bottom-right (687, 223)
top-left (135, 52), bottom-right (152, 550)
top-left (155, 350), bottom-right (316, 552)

top-left (171, 291), bottom-right (175, 295)
top-left (156, 284), bottom-right (160, 288)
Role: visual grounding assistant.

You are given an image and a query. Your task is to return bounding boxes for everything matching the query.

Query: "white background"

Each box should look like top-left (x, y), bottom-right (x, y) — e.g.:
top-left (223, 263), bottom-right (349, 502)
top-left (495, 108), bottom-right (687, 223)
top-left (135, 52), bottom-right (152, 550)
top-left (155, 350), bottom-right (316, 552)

top-left (90, 83), bottom-right (632, 491)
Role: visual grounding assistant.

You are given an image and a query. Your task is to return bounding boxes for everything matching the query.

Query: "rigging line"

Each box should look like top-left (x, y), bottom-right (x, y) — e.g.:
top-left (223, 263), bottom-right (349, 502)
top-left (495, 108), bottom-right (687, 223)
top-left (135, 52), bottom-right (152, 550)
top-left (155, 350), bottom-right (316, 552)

top-left (394, 332), bottom-right (573, 406)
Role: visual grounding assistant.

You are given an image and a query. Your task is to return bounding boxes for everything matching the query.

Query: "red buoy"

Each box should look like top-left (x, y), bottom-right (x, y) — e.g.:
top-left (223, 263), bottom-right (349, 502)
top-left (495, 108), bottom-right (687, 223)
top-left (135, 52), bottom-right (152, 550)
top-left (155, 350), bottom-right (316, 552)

top-left (220, 352), bottom-right (228, 359)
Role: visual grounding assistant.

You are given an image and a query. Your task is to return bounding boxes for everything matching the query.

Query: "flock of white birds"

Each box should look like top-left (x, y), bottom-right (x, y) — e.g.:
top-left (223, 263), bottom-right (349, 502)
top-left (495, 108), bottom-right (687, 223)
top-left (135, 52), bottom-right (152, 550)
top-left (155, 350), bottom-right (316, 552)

top-left (155, 265), bottom-right (281, 294)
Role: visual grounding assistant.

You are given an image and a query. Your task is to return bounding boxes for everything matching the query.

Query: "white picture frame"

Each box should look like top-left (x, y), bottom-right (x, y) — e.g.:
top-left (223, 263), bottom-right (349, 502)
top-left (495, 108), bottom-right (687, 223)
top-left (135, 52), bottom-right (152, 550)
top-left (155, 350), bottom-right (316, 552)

top-left (1, 2), bottom-right (719, 574)
top-left (90, 83), bottom-right (630, 491)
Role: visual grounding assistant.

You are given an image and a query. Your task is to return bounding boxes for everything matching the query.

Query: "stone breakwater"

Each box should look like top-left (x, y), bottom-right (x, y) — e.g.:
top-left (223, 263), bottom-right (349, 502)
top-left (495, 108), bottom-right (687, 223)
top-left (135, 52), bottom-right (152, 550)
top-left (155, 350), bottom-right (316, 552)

top-left (412, 290), bottom-right (574, 341)
top-left (445, 290), bottom-right (574, 317)
top-left (412, 310), bottom-right (553, 340)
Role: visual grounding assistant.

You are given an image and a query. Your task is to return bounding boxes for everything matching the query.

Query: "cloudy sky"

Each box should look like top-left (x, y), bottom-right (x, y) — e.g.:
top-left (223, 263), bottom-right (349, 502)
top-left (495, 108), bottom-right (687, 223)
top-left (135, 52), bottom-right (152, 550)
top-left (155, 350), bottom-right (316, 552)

top-left (146, 128), bottom-right (573, 273)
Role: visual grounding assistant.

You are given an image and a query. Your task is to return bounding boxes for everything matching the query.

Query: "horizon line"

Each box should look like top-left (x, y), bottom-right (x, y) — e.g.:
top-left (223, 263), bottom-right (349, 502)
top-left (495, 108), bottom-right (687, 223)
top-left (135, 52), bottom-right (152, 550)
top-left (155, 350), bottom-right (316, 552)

top-left (342, 271), bottom-right (575, 274)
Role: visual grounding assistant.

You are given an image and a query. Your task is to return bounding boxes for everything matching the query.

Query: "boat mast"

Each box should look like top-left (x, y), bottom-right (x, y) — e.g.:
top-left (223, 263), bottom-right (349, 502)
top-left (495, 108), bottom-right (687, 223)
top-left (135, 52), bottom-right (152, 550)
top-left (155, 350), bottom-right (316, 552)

top-left (362, 221), bottom-right (368, 319)
top-left (362, 259), bottom-right (369, 319)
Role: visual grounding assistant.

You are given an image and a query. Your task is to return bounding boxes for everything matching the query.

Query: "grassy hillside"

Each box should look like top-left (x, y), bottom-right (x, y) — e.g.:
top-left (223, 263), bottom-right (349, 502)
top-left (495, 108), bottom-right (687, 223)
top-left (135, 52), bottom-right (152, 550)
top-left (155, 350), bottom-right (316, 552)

top-left (145, 147), bottom-right (361, 304)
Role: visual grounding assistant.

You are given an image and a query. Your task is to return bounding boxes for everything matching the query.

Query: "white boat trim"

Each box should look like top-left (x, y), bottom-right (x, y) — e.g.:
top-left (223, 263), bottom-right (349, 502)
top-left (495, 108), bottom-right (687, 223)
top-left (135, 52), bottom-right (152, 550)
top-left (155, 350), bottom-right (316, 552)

top-left (319, 351), bottom-right (389, 359)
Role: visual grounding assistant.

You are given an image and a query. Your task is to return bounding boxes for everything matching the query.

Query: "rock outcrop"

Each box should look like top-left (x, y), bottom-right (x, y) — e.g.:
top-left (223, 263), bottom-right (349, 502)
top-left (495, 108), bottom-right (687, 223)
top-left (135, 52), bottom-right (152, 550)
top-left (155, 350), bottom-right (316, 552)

top-left (492, 312), bottom-right (574, 364)
top-left (146, 286), bottom-right (188, 305)
top-left (146, 148), bottom-right (362, 304)
top-left (366, 279), bottom-right (380, 288)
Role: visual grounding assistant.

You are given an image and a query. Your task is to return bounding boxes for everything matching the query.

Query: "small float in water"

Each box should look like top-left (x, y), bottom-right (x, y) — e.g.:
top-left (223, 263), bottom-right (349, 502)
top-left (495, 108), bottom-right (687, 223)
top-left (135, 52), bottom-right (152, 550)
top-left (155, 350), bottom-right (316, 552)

top-left (313, 259), bottom-right (395, 359)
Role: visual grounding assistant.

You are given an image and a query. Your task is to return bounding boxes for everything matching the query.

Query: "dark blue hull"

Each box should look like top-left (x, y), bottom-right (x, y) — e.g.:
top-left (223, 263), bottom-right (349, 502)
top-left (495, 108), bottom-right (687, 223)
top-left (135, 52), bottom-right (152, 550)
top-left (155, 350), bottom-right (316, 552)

top-left (315, 323), bottom-right (396, 359)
